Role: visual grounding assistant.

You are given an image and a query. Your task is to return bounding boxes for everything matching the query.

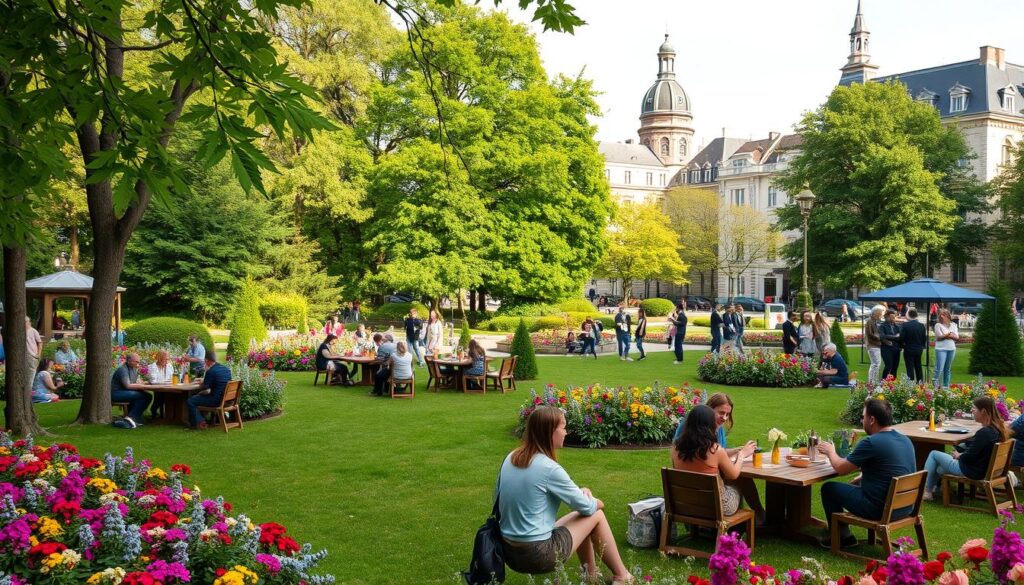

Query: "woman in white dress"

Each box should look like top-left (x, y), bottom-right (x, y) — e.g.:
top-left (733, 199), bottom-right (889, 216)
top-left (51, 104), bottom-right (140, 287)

top-left (425, 310), bottom-right (444, 356)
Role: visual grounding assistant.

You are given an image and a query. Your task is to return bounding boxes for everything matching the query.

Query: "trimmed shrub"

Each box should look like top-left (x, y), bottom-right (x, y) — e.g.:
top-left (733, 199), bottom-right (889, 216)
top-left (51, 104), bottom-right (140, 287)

top-left (557, 298), bottom-right (596, 313)
top-left (260, 292), bottom-right (309, 331)
top-left (639, 298), bottom-right (675, 317)
top-left (691, 316), bottom-right (711, 327)
top-left (483, 315), bottom-right (530, 332)
top-left (531, 316), bottom-right (568, 332)
top-left (748, 318), bottom-right (767, 329)
top-left (969, 280), bottom-right (1024, 376)
top-left (496, 303), bottom-right (560, 317)
top-left (597, 316), bottom-right (615, 331)
top-left (511, 318), bottom-right (538, 380)
top-left (830, 319), bottom-right (849, 362)
top-left (125, 317), bottom-right (213, 351)
top-left (227, 277), bottom-right (268, 360)
top-left (458, 320), bottom-right (472, 349)
top-left (370, 302), bottom-right (430, 321)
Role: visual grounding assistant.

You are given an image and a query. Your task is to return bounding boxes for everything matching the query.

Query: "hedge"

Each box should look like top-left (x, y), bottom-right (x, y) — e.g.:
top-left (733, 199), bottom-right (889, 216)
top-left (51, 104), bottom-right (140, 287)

top-left (749, 318), bottom-right (767, 329)
top-left (227, 277), bottom-right (268, 360)
top-left (124, 317), bottom-right (214, 350)
top-left (557, 298), bottom-right (597, 313)
top-left (496, 302), bottom-right (561, 317)
top-left (639, 298), bottom-right (675, 317)
top-left (260, 292), bottom-right (309, 331)
top-left (370, 301), bottom-right (430, 320)
top-left (691, 316), bottom-right (711, 327)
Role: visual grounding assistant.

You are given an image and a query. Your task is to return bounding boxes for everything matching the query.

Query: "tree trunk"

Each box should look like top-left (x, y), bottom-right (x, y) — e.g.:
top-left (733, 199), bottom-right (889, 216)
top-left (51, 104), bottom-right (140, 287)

top-left (469, 290), bottom-right (477, 312)
top-left (3, 246), bottom-right (46, 436)
top-left (622, 278), bottom-right (632, 306)
top-left (477, 290), bottom-right (486, 311)
top-left (70, 226), bottom-right (80, 269)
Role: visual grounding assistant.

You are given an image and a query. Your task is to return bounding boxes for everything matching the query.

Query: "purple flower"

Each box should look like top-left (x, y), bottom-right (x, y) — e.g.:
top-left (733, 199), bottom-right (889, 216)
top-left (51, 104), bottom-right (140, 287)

top-left (886, 547), bottom-right (926, 585)
top-left (147, 560), bottom-right (192, 583)
top-left (164, 528), bottom-right (188, 542)
top-left (709, 533), bottom-right (750, 585)
top-left (992, 513), bottom-right (1024, 579)
top-left (256, 553), bottom-right (282, 575)
top-left (0, 483), bottom-right (23, 503)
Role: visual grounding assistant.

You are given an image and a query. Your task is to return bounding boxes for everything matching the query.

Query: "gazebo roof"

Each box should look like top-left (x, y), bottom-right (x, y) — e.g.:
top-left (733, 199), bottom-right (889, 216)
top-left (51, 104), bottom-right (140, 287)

top-left (25, 270), bottom-right (126, 293)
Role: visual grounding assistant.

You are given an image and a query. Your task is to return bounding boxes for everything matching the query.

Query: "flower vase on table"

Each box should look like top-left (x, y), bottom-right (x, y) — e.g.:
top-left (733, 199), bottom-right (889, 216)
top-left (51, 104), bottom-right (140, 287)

top-left (767, 427), bottom-right (788, 465)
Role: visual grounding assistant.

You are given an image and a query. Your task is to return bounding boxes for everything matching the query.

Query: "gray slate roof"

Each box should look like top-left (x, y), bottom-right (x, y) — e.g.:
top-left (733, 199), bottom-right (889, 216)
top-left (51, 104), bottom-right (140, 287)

top-left (25, 270), bottom-right (126, 292)
top-left (687, 137), bottom-right (746, 169)
top-left (876, 60), bottom-right (1024, 119)
top-left (599, 142), bottom-right (664, 167)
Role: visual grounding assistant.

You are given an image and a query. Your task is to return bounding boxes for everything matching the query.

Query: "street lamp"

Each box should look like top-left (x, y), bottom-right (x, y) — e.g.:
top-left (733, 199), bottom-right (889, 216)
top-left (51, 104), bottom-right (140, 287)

top-left (794, 189), bottom-right (816, 309)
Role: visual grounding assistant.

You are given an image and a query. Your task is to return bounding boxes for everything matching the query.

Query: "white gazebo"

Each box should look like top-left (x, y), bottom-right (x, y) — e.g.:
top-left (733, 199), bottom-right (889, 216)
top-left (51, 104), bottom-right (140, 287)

top-left (25, 269), bottom-right (126, 340)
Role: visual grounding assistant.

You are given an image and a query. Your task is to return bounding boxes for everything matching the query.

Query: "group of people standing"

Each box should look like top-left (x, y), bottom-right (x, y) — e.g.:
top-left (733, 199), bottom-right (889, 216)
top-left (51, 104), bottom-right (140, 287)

top-left (708, 304), bottom-right (747, 354)
top-left (863, 306), bottom-right (950, 387)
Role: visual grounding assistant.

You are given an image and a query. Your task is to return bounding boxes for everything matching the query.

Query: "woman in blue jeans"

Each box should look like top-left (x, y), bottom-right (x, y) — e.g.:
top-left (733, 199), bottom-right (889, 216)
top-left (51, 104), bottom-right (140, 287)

top-left (932, 309), bottom-right (959, 388)
top-left (922, 396), bottom-right (1006, 500)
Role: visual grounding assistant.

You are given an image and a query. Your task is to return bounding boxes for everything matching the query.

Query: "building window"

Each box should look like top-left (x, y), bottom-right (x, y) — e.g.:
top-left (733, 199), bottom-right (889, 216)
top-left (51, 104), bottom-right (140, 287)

top-left (604, 169), bottom-right (610, 181)
top-left (767, 186), bottom-right (778, 207)
top-left (737, 276), bottom-right (746, 295)
top-left (767, 240), bottom-right (777, 261)
top-left (703, 167), bottom-right (711, 182)
top-left (660, 137), bottom-right (670, 157)
top-left (731, 159), bottom-right (746, 168)
top-left (951, 261), bottom-right (967, 283)
top-left (624, 170), bottom-right (631, 184)
top-left (950, 93), bottom-right (967, 113)
top-left (735, 240), bottom-right (744, 261)
top-left (646, 172), bottom-right (653, 186)
top-left (956, 157), bottom-right (968, 168)
top-left (659, 173), bottom-right (666, 186)
top-left (1005, 95), bottom-right (1016, 113)
top-left (1004, 139), bottom-right (1015, 166)
top-left (678, 138), bottom-right (687, 161)
top-left (731, 188), bottom-right (745, 206)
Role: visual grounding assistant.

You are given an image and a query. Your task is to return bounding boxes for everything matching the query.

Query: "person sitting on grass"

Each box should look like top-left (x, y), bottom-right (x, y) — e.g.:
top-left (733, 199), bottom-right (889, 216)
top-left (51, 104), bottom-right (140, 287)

top-left (922, 396), bottom-right (1008, 501)
top-left (111, 353), bottom-right (152, 429)
top-left (497, 406), bottom-right (634, 584)
top-left (815, 398), bottom-right (916, 549)
top-left (54, 340), bottom-right (78, 366)
top-left (672, 404), bottom-right (758, 518)
top-left (32, 358), bottom-right (64, 403)
top-left (565, 331), bottom-right (580, 355)
top-left (186, 350), bottom-right (232, 431)
top-left (814, 343), bottom-right (849, 388)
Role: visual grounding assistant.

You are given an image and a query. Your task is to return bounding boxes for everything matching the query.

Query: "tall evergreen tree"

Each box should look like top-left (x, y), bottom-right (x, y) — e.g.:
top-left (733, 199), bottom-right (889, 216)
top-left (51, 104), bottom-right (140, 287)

top-left (510, 318), bottom-right (538, 381)
top-left (227, 278), bottom-right (269, 361)
top-left (968, 281), bottom-right (1024, 376)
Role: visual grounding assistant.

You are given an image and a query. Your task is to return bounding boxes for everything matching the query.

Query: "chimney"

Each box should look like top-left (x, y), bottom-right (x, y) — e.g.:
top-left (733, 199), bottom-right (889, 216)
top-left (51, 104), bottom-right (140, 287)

top-left (768, 131), bottom-right (781, 141)
top-left (980, 45), bottom-right (1006, 70)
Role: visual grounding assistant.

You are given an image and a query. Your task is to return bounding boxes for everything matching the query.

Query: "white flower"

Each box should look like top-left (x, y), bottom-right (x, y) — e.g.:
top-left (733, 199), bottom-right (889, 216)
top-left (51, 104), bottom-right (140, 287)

top-left (19, 453), bottom-right (38, 463)
top-left (225, 517), bottom-right (238, 528)
top-left (200, 528), bottom-right (219, 539)
top-left (62, 549), bottom-right (81, 567)
top-left (99, 493), bottom-right (120, 504)
top-left (137, 494), bottom-right (156, 506)
top-left (147, 526), bottom-right (167, 539)
top-left (767, 428), bottom-right (788, 443)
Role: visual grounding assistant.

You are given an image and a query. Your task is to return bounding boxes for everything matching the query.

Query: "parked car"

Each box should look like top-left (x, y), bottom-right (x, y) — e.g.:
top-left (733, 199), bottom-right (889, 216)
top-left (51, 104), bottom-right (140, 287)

top-left (950, 302), bottom-right (984, 315)
top-left (818, 299), bottom-right (867, 319)
top-left (683, 296), bottom-right (713, 311)
top-left (716, 296), bottom-right (766, 312)
top-left (384, 293), bottom-right (416, 303)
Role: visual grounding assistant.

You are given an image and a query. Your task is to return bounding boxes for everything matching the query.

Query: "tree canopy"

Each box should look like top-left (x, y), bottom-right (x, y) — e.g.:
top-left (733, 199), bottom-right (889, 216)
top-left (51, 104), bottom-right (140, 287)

top-left (596, 202), bottom-right (688, 302)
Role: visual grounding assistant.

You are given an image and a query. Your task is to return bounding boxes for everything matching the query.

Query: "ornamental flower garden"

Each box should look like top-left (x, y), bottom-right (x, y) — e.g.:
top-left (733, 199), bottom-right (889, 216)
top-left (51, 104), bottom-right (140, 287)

top-left (841, 375), bottom-right (1016, 425)
top-left (0, 434), bottom-right (332, 584)
top-left (696, 349), bottom-right (818, 387)
top-left (515, 383), bottom-right (707, 447)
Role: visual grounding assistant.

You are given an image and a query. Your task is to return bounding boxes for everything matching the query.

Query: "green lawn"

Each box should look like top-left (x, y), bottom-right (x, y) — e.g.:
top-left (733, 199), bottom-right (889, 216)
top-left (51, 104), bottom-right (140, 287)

top-left (32, 348), bottom-right (1017, 584)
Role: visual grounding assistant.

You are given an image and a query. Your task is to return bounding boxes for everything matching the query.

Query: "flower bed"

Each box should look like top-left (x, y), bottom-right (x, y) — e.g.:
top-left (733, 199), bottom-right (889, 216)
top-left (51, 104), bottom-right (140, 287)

top-left (514, 383), bottom-right (706, 448)
top-left (696, 349), bottom-right (818, 387)
top-left (0, 435), bottom-right (333, 584)
top-left (840, 375), bottom-right (1016, 425)
top-left (246, 334), bottom-right (369, 372)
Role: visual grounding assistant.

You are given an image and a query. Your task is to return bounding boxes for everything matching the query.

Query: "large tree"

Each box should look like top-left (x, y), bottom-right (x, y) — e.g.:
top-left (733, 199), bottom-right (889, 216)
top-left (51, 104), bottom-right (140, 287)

top-left (2, 0), bottom-right (332, 427)
top-left (596, 202), bottom-right (688, 303)
top-left (717, 205), bottom-right (782, 299)
top-left (665, 185), bottom-right (720, 293)
top-left (776, 81), bottom-right (984, 291)
top-left (993, 140), bottom-right (1024, 281)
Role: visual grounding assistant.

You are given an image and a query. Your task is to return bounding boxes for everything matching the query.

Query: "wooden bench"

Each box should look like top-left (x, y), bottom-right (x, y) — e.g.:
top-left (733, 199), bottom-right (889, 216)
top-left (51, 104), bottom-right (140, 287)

top-left (942, 439), bottom-right (1017, 516)
top-left (830, 470), bottom-right (928, 561)
top-left (659, 467), bottom-right (754, 559)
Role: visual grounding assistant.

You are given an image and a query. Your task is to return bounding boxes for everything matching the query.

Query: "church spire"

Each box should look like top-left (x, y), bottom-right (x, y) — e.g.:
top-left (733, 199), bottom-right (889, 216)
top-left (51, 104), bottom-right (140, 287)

top-left (839, 0), bottom-right (879, 85)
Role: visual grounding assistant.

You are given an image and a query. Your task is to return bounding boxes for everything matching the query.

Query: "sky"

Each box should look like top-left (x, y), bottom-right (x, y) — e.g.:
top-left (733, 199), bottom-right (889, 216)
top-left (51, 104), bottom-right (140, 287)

top-left (497, 0), bottom-right (1024, 149)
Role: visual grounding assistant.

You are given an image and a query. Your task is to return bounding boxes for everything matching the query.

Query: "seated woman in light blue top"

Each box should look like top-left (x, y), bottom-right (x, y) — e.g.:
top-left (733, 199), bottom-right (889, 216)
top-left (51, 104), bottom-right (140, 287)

top-left (54, 340), bottom-right (78, 366)
top-left (498, 406), bottom-right (633, 583)
top-left (32, 358), bottom-right (64, 403)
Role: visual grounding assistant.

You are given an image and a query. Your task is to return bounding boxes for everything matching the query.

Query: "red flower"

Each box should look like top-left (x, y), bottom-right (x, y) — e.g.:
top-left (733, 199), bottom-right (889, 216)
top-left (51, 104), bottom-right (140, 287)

top-left (838, 576), bottom-right (854, 585)
top-left (79, 457), bottom-right (102, 469)
top-left (0, 456), bottom-right (18, 473)
top-left (28, 542), bottom-right (67, 566)
top-left (52, 500), bottom-right (81, 523)
top-left (215, 568), bottom-right (227, 577)
top-left (147, 510), bottom-right (179, 528)
top-left (967, 546), bottom-right (988, 565)
top-left (923, 561), bottom-right (945, 581)
top-left (123, 573), bottom-right (161, 585)
top-left (937, 551), bottom-right (952, 563)
top-left (872, 567), bottom-right (888, 584)
top-left (170, 464), bottom-right (191, 475)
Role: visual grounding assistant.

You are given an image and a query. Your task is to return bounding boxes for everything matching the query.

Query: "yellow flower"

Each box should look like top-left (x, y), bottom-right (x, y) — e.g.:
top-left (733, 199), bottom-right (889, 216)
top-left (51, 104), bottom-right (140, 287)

top-left (988, 389), bottom-right (1000, 398)
top-left (906, 398), bottom-right (916, 407)
top-left (36, 516), bottom-right (64, 539)
top-left (213, 566), bottom-right (260, 585)
top-left (146, 468), bottom-right (168, 481)
top-left (87, 478), bottom-right (119, 494)
top-left (293, 349), bottom-right (302, 356)
top-left (42, 553), bottom-right (63, 569)
top-left (876, 394), bottom-right (885, 401)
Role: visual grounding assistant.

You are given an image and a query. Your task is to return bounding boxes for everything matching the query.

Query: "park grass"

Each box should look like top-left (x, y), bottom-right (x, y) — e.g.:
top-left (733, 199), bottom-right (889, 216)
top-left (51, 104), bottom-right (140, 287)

top-left (30, 348), bottom-right (1019, 584)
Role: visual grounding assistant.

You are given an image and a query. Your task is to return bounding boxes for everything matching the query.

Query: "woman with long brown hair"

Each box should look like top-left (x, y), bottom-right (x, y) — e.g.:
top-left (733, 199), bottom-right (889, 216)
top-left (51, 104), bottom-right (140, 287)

top-left (922, 396), bottom-right (1008, 500)
top-left (497, 406), bottom-right (633, 583)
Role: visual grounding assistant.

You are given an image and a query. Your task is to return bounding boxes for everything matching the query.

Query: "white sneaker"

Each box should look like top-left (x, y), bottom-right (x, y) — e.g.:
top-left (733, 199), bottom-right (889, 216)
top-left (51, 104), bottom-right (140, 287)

top-left (674, 360), bottom-right (681, 365)
top-left (625, 357), bottom-right (634, 362)
top-left (922, 489), bottom-right (934, 502)
top-left (619, 357), bottom-right (625, 361)
top-left (1010, 472), bottom-right (1020, 490)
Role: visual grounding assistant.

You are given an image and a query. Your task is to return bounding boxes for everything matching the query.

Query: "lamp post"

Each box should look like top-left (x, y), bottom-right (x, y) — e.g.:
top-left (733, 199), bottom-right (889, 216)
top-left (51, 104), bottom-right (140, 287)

top-left (795, 190), bottom-right (816, 309)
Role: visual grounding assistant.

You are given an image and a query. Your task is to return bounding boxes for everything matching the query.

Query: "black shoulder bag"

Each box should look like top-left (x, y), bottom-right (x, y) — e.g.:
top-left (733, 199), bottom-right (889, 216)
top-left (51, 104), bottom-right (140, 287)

top-left (463, 468), bottom-right (505, 585)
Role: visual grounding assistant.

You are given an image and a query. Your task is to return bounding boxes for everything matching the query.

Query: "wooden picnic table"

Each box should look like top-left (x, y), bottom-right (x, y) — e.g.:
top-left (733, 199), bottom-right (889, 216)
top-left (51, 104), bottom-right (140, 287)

top-left (329, 354), bottom-right (383, 386)
top-left (146, 382), bottom-right (203, 426)
top-left (739, 448), bottom-right (839, 545)
top-left (429, 355), bottom-right (491, 391)
top-left (891, 419), bottom-right (981, 470)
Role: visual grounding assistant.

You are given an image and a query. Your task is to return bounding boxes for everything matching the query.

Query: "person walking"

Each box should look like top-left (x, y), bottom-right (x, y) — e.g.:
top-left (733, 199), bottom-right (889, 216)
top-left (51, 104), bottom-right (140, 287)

top-left (614, 304), bottom-right (633, 362)
top-left (668, 304), bottom-right (688, 364)
top-left (589, 288), bottom-right (597, 304)
top-left (722, 306), bottom-right (737, 352)
top-left (933, 309), bottom-right (959, 389)
top-left (709, 304), bottom-right (723, 353)
top-left (899, 309), bottom-right (927, 383)
top-left (865, 306), bottom-right (884, 384)
top-left (579, 319), bottom-right (599, 360)
top-left (403, 308), bottom-right (425, 367)
top-left (782, 311), bottom-right (799, 355)
top-left (634, 307), bottom-right (648, 361)
top-left (732, 305), bottom-right (746, 354)
top-left (879, 309), bottom-right (902, 380)
top-left (424, 310), bottom-right (443, 357)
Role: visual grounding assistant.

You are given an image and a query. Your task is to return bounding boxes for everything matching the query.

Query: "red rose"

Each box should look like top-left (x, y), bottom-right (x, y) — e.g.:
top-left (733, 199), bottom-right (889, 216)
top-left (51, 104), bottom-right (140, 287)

top-left (872, 567), bottom-right (888, 584)
top-left (838, 576), bottom-right (854, 585)
top-left (967, 546), bottom-right (988, 565)
top-left (215, 568), bottom-right (227, 577)
top-left (79, 457), bottom-right (102, 469)
top-left (170, 464), bottom-right (191, 475)
top-left (937, 551), bottom-right (952, 563)
top-left (148, 510), bottom-right (179, 527)
top-left (923, 560), bottom-right (944, 581)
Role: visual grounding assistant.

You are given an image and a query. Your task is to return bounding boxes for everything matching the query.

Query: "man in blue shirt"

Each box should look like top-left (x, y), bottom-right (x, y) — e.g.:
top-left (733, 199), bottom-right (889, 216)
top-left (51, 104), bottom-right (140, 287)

top-left (111, 353), bottom-right (152, 427)
top-left (816, 398), bottom-right (916, 548)
top-left (186, 350), bottom-right (232, 430)
top-left (814, 343), bottom-right (850, 388)
top-left (183, 335), bottom-right (206, 376)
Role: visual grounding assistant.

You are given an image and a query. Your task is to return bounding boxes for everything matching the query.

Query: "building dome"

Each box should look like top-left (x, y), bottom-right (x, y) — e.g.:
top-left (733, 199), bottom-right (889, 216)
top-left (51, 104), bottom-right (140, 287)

top-left (641, 79), bottom-right (691, 115)
top-left (659, 35), bottom-right (675, 53)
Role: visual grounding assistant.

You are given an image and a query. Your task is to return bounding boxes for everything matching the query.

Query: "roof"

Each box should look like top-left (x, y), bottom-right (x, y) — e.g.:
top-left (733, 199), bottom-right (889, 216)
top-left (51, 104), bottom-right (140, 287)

top-left (641, 78), bottom-right (691, 116)
top-left (728, 134), bottom-right (803, 164)
top-left (687, 137), bottom-right (746, 169)
top-left (25, 270), bottom-right (126, 293)
top-left (858, 278), bottom-right (993, 302)
top-left (658, 34), bottom-right (675, 54)
top-left (599, 142), bottom-right (664, 167)
top-left (876, 60), bottom-right (1024, 119)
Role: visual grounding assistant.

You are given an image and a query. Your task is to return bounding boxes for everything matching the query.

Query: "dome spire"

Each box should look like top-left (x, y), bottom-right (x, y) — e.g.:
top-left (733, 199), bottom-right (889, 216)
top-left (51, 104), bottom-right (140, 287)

top-left (839, 0), bottom-right (878, 85)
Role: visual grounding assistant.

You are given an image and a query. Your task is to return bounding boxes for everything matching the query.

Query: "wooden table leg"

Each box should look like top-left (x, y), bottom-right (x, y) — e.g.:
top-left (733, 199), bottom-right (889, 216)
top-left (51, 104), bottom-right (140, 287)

top-left (913, 441), bottom-right (943, 471)
top-left (159, 392), bottom-right (189, 426)
top-left (764, 482), bottom-right (788, 531)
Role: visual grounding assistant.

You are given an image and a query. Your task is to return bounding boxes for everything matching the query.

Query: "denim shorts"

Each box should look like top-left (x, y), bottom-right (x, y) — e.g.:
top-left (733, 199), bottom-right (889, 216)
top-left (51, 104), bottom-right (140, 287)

top-left (502, 527), bottom-right (573, 574)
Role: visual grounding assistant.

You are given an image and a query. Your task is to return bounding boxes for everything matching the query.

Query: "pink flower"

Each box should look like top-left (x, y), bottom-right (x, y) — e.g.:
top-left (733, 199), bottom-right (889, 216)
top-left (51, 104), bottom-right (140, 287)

top-left (959, 538), bottom-right (987, 560)
top-left (857, 576), bottom-right (878, 585)
top-left (937, 570), bottom-right (969, 585)
top-left (1008, 564), bottom-right (1024, 584)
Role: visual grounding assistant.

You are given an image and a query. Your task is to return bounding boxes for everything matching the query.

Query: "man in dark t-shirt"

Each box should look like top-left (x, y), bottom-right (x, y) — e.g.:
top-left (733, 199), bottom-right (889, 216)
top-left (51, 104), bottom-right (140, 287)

top-left (814, 343), bottom-right (849, 388)
top-left (816, 398), bottom-right (916, 548)
top-left (186, 350), bottom-right (232, 430)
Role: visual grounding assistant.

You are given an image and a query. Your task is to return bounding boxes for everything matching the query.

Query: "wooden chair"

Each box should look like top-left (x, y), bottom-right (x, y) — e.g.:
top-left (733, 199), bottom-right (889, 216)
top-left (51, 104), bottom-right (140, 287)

top-left (196, 380), bottom-right (244, 433)
top-left (313, 366), bottom-right (335, 386)
top-left (425, 359), bottom-right (455, 392)
top-left (942, 439), bottom-right (1017, 516)
top-left (389, 372), bottom-right (415, 399)
top-left (659, 467), bottom-right (754, 559)
top-left (830, 470), bottom-right (928, 561)
top-left (113, 402), bottom-right (130, 417)
top-left (462, 367), bottom-right (486, 394)
top-left (486, 356), bottom-right (517, 393)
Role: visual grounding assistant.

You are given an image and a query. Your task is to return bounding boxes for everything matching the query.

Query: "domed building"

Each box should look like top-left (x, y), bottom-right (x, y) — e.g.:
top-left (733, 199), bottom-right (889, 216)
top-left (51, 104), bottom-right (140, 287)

top-left (638, 35), bottom-right (695, 171)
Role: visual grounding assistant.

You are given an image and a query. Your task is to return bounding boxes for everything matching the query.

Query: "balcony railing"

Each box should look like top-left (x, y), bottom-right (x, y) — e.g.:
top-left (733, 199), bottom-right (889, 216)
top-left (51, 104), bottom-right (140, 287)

top-left (717, 160), bottom-right (789, 177)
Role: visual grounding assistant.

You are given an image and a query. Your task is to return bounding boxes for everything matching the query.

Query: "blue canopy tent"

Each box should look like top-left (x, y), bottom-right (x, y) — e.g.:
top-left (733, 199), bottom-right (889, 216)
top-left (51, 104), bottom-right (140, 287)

top-left (857, 278), bottom-right (994, 369)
